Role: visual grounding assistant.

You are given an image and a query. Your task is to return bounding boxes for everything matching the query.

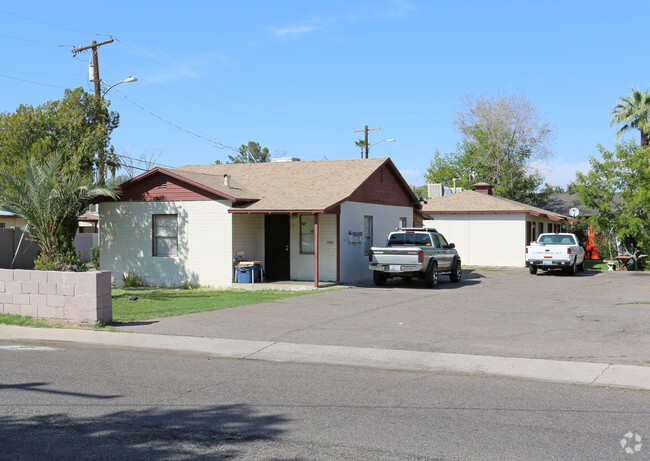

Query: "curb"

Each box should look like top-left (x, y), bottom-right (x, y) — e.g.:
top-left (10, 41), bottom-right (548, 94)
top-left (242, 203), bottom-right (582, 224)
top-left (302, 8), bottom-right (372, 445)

top-left (1, 325), bottom-right (649, 391)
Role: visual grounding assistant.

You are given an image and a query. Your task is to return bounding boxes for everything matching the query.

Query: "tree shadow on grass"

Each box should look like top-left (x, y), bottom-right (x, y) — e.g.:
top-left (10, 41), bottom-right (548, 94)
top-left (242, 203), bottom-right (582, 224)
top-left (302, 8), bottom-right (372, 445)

top-left (0, 404), bottom-right (289, 460)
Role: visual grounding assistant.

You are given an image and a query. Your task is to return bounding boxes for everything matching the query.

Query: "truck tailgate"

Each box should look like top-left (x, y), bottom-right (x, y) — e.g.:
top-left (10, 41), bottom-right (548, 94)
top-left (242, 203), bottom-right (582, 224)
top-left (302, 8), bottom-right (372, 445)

top-left (371, 247), bottom-right (421, 265)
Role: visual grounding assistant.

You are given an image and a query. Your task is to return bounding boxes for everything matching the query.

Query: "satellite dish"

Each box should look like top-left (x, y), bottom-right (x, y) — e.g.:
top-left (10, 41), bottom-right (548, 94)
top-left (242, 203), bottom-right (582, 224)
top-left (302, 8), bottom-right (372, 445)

top-left (569, 207), bottom-right (580, 217)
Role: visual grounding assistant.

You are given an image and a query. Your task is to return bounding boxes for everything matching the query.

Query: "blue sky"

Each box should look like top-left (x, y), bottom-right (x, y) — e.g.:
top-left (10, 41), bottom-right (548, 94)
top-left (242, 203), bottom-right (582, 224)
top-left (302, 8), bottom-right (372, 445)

top-left (1, 1), bottom-right (648, 187)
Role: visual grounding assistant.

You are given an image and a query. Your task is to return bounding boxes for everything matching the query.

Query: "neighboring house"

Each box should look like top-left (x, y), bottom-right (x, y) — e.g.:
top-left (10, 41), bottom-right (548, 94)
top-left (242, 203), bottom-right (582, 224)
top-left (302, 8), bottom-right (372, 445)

top-left (0, 209), bottom-right (99, 267)
top-left (98, 157), bottom-right (424, 287)
top-left (0, 209), bottom-right (26, 229)
top-left (422, 183), bottom-right (569, 267)
top-left (540, 192), bottom-right (624, 260)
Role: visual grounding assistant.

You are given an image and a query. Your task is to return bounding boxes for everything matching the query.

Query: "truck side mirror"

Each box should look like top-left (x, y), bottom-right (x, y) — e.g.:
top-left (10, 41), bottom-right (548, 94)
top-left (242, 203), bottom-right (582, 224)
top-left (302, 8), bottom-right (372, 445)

top-left (447, 243), bottom-right (455, 249)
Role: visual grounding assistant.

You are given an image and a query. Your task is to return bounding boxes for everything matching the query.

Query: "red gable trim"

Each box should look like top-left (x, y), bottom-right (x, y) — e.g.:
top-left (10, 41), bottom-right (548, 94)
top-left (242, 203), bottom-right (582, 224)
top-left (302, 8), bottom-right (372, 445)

top-left (115, 167), bottom-right (239, 202)
top-left (325, 158), bottom-right (420, 212)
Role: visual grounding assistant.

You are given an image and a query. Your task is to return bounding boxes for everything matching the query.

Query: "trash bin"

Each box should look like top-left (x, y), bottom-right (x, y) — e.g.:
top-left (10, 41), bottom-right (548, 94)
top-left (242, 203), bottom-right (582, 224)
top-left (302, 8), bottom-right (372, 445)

top-left (236, 267), bottom-right (252, 283)
top-left (236, 265), bottom-right (263, 283)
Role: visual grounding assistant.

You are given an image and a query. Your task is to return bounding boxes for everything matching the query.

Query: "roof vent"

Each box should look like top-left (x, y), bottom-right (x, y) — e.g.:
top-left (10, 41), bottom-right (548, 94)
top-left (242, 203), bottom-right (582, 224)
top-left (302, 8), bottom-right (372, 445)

top-left (224, 174), bottom-right (231, 188)
top-left (271, 157), bottom-right (301, 162)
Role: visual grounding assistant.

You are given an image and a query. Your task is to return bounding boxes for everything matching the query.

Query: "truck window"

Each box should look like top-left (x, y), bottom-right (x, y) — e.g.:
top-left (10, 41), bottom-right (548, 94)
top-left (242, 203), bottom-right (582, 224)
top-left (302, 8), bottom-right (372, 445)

top-left (387, 233), bottom-right (432, 246)
top-left (431, 234), bottom-right (441, 248)
top-left (437, 234), bottom-right (448, 247)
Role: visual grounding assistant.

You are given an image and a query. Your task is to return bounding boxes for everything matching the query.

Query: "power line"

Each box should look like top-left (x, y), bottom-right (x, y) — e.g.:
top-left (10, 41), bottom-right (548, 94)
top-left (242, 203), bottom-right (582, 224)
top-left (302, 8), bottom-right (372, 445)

top-left (0, 73), bottom-right (67, 89)
top-left (0, 9), bottom-right (111, 37)
top-left (0, 66), bottom-right (79, 81)
top-left (113, 37), bottom-right (354, 130)
top-left (0, 32), bottom-right (70, 47)
top-left (115, 92), bottom-right (239, 152)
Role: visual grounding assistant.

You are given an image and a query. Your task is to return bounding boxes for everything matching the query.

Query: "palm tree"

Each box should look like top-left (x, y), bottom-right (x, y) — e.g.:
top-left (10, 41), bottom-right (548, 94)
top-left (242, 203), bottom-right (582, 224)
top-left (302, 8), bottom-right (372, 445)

top-left (0, 153), bottom-right (119, 271)
top-left (355, 139), bottom-right (367, 158)
top-left (611, 87), bottom-right (650, 147)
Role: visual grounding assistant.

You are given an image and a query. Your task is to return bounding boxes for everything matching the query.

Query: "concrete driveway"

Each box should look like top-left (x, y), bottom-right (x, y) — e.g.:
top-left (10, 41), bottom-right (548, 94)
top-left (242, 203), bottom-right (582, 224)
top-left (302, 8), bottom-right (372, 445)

top-left (114, 269), bottom-right (650, 367)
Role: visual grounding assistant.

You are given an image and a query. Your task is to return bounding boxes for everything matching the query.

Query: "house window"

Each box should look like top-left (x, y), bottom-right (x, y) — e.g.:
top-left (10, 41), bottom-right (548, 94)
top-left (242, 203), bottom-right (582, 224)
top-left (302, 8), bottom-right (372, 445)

top-left (548, 223), bottom-right (553, 233)
top-left (153, 214), bottom-right (178, 257)
top-left (399, 217), bottom-right (407, 229)
top-left (364, 216), bottom-right (373, 255)
top-left (0, 223), bottom-right (4, 229)
top-left (300, 214), bottom-right (314, 254)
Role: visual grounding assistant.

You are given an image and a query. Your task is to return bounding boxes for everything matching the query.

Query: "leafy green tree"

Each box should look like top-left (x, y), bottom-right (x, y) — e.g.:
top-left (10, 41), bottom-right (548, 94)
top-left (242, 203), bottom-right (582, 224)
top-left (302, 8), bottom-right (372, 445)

top-left (226, 141), bottom-right (270, 163)
top-left (611, 87), bottom-right (650, 147)
top-left (0, 87), bottom-right (119, 183)
top-left (570, 141), bottom-right (649, 269)
top-left (0, 153), bottom-right (119, 271)
top-left (426, 92), bottom-right (553, 203)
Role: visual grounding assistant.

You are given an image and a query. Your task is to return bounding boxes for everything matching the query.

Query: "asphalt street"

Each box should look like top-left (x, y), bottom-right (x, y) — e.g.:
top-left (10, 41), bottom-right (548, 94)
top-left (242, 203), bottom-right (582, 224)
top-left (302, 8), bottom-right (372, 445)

top-left (1, 344), bottom-right (647, 460)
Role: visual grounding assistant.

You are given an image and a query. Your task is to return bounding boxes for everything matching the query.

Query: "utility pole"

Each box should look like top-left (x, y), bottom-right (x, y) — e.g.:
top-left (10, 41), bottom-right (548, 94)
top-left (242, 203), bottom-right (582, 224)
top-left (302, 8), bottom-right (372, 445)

top-left (353, 125), bottom-right (381, 158)
top-left (72, 38), bottom-right (114, 181)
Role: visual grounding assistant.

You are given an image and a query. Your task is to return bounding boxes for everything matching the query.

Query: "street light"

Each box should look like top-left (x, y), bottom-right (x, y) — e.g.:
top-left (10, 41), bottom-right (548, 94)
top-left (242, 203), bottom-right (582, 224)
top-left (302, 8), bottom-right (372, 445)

top-left (102, 76), bottom-right (137, 96)
top-left (366, 138), bottom-right (395, 158)
top-left (97, 76), bottom-right (137, 181)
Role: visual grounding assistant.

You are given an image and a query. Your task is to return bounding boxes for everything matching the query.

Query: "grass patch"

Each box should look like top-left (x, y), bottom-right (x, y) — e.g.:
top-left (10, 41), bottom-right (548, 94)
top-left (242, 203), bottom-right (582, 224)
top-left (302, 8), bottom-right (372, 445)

top-left (585, 261), bottom-right (609, 271)
top-left (0, 313), bottom-right (66, 328)
top-left (110, 287), bottom-right (318, 323)
top-left (614, 301), bottom-right (650, 306)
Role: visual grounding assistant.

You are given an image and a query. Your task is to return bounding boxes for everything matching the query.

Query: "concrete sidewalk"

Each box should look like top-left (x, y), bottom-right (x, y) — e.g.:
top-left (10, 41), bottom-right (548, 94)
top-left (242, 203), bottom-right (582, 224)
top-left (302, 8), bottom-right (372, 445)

top-left (1, 324), bottom-right (649, 391)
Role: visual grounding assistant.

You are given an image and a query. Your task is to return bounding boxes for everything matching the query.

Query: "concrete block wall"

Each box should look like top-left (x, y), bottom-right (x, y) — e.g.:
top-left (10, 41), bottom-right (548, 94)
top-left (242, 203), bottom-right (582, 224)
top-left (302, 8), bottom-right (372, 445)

top-left (0, 269), bottom-right (112, 323)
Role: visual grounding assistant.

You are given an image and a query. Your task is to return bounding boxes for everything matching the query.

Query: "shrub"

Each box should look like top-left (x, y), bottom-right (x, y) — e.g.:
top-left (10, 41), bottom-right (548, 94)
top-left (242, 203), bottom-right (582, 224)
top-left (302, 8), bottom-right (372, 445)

top-left (90, 246), bottom-right (100, 269)
top-left (122, 272), bottom-right (144, 287)
top-left (180, 280), bottom-right (198, 290)
top-left (34, 248), bottom-right (87, 272)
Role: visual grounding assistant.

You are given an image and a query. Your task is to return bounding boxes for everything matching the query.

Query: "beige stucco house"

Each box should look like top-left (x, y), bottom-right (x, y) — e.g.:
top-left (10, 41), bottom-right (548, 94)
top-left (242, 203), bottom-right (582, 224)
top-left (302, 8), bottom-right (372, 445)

top-left (98, 157), bottom-right (425, 287)
top-left (422, 183), bottom-right (569, 267)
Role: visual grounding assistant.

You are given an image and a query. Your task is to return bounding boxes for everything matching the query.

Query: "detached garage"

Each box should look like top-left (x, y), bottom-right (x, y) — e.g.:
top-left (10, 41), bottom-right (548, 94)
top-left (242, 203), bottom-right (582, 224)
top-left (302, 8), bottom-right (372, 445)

top-left (422, 183), bottom-right (569, 267)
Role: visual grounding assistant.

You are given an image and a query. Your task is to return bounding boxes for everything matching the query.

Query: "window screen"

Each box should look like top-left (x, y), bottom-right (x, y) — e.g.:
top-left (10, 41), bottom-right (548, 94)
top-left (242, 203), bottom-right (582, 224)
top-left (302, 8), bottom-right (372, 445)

top-left (300, 215), bottom-right (315, 254)
top-left (153, 214), bottom-right (178, 256)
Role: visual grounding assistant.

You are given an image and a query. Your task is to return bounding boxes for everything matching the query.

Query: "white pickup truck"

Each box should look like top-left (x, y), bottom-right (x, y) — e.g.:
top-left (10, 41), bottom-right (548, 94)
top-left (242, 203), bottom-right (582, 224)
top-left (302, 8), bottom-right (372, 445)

top-left (525, 233), bottom-right (586, 275)
top-left (368, 227), bottom-right (462, 287)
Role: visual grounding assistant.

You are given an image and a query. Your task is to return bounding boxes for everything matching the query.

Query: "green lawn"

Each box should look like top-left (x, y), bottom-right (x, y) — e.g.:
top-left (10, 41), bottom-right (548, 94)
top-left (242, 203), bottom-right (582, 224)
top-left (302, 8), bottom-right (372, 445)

top-left (111, 287), bottom-right (318, 323)
top-left (0, 287), bottom-right (320, 328)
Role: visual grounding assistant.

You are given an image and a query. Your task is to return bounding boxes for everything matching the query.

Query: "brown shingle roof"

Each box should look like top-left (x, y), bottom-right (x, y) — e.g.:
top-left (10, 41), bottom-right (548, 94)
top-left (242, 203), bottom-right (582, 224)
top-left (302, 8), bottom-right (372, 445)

top-left (422, 190), bottom-right (568, 221)
top-left (173, 157), bottom-right (394, 212)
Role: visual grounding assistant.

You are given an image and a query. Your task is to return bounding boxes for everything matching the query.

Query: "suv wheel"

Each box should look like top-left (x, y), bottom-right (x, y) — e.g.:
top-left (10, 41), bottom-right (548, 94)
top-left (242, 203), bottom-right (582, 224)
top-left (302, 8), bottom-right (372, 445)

top-left (450, 261), bottom-right (462, 282)
top-left (425, 263), bottom-right (438, 288)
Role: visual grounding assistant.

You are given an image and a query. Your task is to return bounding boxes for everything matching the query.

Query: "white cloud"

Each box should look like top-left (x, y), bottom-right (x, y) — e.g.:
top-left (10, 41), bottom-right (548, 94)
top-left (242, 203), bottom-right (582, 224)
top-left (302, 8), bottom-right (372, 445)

top-left (530, 158), bottom-right (591, 188)
top-left (398, 168), bottom-right (424, 185)
top-left (272, 25), bottom-right (319, 37)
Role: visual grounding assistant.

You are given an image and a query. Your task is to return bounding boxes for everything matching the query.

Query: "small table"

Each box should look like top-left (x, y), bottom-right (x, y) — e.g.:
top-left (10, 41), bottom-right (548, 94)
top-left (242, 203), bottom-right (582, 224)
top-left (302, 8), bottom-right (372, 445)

top-left (614, 255), bottom-right (632, 271)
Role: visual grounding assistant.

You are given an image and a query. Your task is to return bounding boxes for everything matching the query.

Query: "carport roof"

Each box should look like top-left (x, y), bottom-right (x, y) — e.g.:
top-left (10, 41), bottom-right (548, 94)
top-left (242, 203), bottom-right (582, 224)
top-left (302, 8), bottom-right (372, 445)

top-left (422, 190), bottom-right (569, 221)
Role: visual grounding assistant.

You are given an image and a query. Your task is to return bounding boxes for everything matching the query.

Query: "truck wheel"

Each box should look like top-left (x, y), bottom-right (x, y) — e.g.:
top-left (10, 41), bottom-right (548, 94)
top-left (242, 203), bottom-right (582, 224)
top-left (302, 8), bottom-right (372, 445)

top-left (373, 271), bottom-right (387, 286)
top-left (577, 260), bottom-right (585, 272)
top-left (529, 265), bottom-right (537, 275)
top-left (565, 262), bottom-right (577, 275)
top-left (450, 261), bottom-right (462, 282)
top-left (425, 263), bottom-right (438, 288)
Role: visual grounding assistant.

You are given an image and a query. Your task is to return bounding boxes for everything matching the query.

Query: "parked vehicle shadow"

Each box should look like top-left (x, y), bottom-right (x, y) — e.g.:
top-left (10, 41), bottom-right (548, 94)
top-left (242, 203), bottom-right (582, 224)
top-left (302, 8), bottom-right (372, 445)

top-left (0, 404), bottom-right (289, 459)
top-left (531, 270), bottom-right (601, 277)
top-left (377, 270), bottom-right (483, 290)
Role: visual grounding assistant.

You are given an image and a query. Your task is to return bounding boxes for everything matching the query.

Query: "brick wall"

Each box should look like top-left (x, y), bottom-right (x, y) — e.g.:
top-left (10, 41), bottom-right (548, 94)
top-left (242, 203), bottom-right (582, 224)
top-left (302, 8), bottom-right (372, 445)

top-left (0, 269), bottom-right (112, 323)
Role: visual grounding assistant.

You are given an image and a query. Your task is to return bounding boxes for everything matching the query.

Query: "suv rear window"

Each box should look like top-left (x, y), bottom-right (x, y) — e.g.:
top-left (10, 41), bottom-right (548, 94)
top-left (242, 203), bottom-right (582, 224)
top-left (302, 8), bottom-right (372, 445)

top-left (387, 233), bottom-right (432, 246)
